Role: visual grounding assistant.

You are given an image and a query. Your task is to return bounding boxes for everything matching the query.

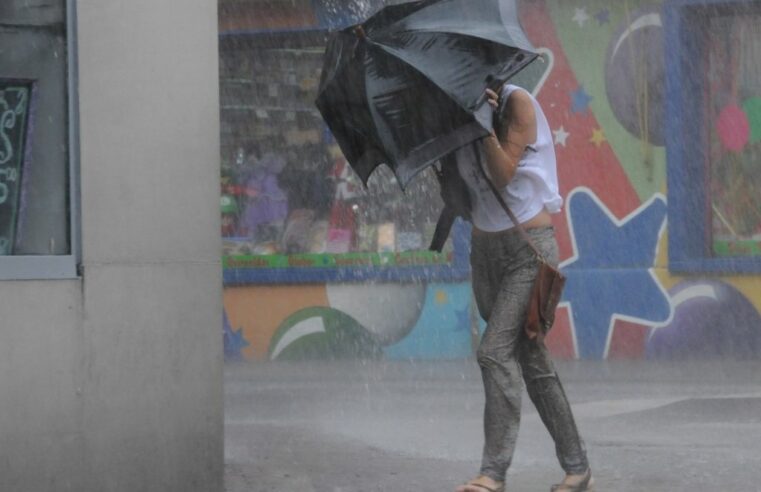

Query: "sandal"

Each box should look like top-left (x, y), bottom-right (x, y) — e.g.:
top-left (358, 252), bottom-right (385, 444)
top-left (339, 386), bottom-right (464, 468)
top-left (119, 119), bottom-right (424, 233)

top-left (460, 484), bottom-right (504, 492)
top-left (550, 468), bottom-right (594, 492)
top-left (457, 480), bottom-right (505, 492)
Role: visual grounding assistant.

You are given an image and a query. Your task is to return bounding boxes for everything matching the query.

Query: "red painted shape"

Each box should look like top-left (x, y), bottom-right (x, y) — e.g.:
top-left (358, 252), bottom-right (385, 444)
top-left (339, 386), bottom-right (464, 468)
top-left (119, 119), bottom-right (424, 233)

top-left (519, 2), bottom-right (643, 262)
top-left (607, 319), bottom-right (652, 359)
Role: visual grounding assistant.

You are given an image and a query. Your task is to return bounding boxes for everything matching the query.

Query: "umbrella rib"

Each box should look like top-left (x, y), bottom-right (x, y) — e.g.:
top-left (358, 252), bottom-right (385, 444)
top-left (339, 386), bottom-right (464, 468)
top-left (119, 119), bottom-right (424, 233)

top-left (366, 32), bottom-right (537, 111)
top-left (375, 25), bottom-right (529, 49)
top-left (365, 40), bottom-right (476, 116)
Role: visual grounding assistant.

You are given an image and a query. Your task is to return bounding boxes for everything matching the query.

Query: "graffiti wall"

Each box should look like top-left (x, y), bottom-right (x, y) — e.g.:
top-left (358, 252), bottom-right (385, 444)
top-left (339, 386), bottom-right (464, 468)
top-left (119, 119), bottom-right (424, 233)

top-left (221, 0), bottom-right (761, 361)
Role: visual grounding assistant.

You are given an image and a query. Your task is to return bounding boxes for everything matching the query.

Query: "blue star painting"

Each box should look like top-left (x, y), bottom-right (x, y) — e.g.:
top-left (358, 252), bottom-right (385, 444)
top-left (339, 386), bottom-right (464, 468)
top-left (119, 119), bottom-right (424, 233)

top-left (560, 188), bottom-right (672, 359)
top-left (594, 9), bottom-right (611, 26)
top-left (570, 85), bottom-right (593, 114)
top-left (224, 310), bottom-right (249, 359)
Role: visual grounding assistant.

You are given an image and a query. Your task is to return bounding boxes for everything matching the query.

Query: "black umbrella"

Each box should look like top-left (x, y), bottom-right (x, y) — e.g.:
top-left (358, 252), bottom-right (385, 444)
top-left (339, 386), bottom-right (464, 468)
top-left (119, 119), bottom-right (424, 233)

top-left (315, 0), bottom-right (538, 189)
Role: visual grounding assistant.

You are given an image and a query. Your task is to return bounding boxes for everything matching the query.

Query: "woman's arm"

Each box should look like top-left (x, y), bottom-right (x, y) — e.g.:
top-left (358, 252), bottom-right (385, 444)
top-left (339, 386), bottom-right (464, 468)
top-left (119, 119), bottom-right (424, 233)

top-left (482, 88), bottom-right (537, 189)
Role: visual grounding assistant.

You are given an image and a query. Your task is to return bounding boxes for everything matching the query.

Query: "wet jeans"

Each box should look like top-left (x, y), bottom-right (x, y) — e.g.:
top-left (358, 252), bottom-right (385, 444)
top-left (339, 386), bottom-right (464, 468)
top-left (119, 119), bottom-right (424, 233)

top-left (470, 226), bottom-right (589, 482)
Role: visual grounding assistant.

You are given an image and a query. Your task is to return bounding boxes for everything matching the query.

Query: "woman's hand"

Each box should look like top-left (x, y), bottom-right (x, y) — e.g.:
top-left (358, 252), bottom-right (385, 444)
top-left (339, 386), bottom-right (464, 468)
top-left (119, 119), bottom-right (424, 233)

top-left (485, 88), bottom-right (501, 138)
top-left (485, 88), bottom-right (500, 111)
top-left (481, 88), bottom-right (537, 188)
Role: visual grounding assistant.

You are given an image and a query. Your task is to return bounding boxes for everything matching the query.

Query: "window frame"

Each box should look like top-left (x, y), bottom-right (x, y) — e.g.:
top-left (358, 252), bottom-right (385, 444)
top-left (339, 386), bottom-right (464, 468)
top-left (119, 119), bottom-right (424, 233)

top-left (665, 0), bottom-right (761, 274)
top-left (0, 0), bottom-right (80, 280)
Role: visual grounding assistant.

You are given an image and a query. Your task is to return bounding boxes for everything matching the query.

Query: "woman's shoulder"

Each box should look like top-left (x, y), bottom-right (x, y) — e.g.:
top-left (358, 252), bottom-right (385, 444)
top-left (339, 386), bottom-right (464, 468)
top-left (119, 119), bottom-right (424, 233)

top-left (502, 83), bottom-right (532, 98)
top-left (499, 87), bottom-right (536, 134)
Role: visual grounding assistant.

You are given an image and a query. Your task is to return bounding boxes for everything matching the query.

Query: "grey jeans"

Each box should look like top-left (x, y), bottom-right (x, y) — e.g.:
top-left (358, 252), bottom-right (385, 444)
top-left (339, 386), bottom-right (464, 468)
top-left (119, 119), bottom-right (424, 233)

top-left (470, 226), bottom-right (589, 481)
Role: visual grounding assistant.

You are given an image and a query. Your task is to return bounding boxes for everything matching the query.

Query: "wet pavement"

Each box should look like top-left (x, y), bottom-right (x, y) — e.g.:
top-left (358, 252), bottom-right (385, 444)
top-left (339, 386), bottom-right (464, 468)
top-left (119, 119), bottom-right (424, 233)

top-left (225, 359), bottom-right (761, 492)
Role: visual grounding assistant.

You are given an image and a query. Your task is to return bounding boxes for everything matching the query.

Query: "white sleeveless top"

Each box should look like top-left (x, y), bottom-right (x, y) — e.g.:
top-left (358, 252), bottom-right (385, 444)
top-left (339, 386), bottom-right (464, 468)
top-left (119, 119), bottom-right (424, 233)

top-left (455, 84), bottom-right (562, 232)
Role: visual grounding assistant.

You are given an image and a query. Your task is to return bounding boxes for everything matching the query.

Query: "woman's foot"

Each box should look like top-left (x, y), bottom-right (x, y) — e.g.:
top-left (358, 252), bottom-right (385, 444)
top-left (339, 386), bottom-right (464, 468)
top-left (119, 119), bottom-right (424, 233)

top-left (550, 468), bottom-right (594, 491)
top-left (455, 475), bottom-right (505, 492)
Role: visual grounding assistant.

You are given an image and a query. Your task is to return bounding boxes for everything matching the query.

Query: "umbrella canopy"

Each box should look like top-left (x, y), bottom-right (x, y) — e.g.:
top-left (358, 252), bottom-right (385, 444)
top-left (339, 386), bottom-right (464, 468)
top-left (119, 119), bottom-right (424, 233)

top-left (315, 0), bottom-right (538, 188)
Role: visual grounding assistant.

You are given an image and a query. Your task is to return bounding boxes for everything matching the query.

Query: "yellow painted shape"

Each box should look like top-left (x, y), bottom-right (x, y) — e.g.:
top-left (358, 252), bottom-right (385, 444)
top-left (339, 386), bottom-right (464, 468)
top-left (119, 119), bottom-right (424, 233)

top-left (434, 289), bottom-right (449, 305)
top-left (589, 128), bottom-right (607, 148)
top-left (224, 285), bottom-right (330, 360)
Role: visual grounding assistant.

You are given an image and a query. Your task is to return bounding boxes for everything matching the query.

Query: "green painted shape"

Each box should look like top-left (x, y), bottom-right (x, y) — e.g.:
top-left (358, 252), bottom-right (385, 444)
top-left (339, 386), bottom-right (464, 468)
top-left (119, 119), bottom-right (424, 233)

top-left (713, 239), bottom-right (761, 257)
top-left (547, 0), bottom-right (666, 199)
top-left (223, 249), bottom-right (451, 269)
top-left (742, 97), bottom-right (761, 143)
top-left (269, 306), bottom-right (382, 361)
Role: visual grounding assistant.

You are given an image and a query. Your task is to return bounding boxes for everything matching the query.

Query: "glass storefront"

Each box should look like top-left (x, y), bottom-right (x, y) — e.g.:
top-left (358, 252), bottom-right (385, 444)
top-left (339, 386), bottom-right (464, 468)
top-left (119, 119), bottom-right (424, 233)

top-left (219, 33), bottom-right (460, 280)
top-left (704, 5), bottom-right (761, 257)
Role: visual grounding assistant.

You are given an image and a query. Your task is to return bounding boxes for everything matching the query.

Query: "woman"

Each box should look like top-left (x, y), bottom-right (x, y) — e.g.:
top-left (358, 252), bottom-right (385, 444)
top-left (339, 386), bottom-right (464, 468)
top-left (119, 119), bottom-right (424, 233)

top-left (455, 84), bottom-right (593, 492)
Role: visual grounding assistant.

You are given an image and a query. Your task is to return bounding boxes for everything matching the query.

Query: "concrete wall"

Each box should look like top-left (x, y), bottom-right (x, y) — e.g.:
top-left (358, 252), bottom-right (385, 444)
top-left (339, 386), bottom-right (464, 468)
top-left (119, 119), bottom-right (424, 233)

top-left (0, 1), bottom-right (223, 491)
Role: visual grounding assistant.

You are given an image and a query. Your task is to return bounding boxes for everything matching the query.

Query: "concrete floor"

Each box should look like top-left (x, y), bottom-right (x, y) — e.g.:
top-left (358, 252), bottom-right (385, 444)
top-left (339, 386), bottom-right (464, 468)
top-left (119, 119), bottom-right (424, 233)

top-left (225, 359), bottom-right (761, 492)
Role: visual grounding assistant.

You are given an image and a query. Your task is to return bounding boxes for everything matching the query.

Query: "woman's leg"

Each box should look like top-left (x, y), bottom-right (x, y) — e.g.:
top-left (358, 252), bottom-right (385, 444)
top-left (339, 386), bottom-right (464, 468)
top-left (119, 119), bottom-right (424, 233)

top-left (518, 227), bottom-right (589, 475)
top-left (519, 340), bottom-right (589, 474)
top-left (471, 233), bottom-right (538, 482)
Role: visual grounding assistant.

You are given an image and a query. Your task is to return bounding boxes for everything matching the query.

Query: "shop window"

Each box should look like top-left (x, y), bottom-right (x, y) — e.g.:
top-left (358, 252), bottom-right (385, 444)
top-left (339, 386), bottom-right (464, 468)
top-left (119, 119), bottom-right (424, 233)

top-left (665, 0), bottom-right (761, 273)
top-left (0, 0), bottom-right (79, 279)
top-left (219, 33), bottom-right (469, 284)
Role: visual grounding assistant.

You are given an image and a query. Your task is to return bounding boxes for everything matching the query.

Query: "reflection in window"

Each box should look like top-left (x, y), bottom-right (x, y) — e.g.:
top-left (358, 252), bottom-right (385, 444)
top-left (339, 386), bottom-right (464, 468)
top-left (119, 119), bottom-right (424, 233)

top-left (220, 40), bottom-right (445, 259)
top-left (705, 6), bottom-right (761, 257)
top-left (0, 81), bottom-right (31, 255)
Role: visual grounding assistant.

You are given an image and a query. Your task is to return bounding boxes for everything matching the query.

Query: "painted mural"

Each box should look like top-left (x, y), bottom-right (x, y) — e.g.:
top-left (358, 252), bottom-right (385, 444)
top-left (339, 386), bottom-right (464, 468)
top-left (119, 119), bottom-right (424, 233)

top-left (221, 0), bottom-right (761, 361)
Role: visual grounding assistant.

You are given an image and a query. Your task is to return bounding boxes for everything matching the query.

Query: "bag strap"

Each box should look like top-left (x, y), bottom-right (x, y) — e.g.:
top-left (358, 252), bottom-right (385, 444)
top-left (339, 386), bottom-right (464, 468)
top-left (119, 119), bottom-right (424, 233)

top-left (429, 205), bottom-right (455, 253)
top-left (473, 147), bottom-right (546, 262)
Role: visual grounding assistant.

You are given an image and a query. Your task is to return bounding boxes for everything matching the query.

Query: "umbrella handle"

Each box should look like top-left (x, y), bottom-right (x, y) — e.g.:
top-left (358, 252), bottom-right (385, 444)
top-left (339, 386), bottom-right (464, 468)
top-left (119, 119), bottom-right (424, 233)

top-left (486, 74), bottom-right (507, 93)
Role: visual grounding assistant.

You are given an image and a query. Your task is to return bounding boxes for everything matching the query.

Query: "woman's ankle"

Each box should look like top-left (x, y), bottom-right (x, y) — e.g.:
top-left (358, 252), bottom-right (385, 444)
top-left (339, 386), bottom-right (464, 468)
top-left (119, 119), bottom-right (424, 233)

top-left (476, 472), bottom-right (504, 485)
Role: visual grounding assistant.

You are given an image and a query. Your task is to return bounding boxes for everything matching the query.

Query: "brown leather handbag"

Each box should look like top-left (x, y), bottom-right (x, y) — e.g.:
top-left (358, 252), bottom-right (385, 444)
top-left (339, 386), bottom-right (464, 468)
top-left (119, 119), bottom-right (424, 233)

top-left (476, 151), bottom-right (566, 341)
top-left (523, 259), bottom-right (565, 341)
